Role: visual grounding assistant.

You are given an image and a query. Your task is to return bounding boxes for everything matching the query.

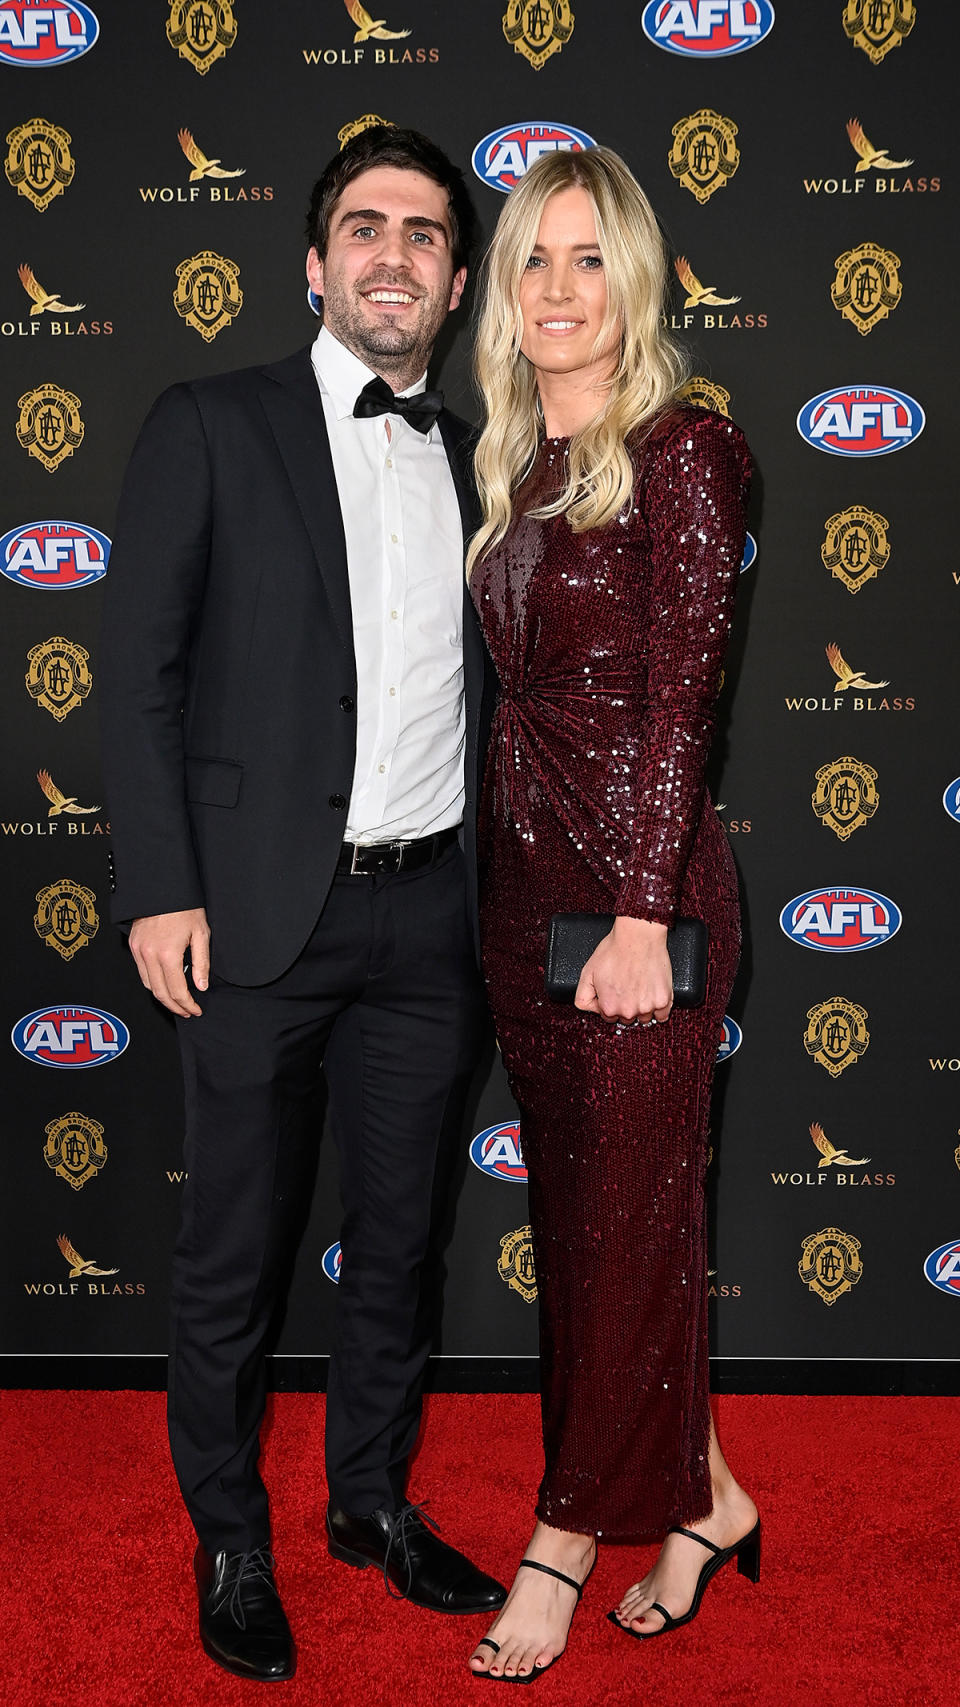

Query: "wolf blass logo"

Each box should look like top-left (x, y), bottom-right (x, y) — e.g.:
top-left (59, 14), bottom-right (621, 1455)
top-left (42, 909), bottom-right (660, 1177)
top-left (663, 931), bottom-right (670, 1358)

top-left (772, 1122), bottom-right (894, 1189)
top-left (303, 0), bottom-right (438, 65)
top-left (3, 263), bottom-right (111, 339)
top-left (3, 767), bottom-right (108, 838)
top-left (804, 117), bottom-right (938, 197)
top-left (139, 129), bottom-right (272, 205)
top-left (785, 642), bottom-right (913, 713)
top-left (665, 255), bottom-right (766, 332)
top-left (23, 1233), bottom-right (144, 1298)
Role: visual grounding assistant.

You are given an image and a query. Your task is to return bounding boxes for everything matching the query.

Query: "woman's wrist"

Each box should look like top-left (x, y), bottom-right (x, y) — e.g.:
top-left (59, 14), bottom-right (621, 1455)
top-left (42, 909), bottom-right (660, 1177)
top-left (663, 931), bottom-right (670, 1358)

top-left (612, 914), bottom-right (669, 942)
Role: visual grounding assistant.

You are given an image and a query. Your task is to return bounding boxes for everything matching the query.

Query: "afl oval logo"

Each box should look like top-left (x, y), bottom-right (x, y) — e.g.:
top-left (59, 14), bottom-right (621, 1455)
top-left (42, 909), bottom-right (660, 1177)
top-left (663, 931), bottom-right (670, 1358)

top-left (779, 887), bottom-right (901, 953)
top-left (924, 1241), bottom-right (960, 1296)
top-left (717, 1016), bottom-right (742, 1063)
top-left (0, 0), bottom-right (99, 66)
top-left (943, 779), bottom-right (960, 823)
top-left (321, 1241), bottom-right (342, 1284)
top-left (469, 1121), bottom-right (527, 1183)
top-left (642, 0), bottom-right (774, 57)
top-left (740, 532), bottom-right (757, 573)
top-left (797, 384), bottom-right (924, 458)
top-left (0, 520), bottom-right (110, 591)
top-left (11, 1004), bottom-right (129, 1068)
top-left (472, 123), bottom-right (595, 195)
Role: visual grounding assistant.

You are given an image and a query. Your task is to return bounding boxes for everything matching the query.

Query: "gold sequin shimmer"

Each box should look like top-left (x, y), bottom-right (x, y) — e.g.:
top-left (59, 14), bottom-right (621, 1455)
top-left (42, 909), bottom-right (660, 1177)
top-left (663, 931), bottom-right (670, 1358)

top-left (472, 407), bottom-right (751, 1538)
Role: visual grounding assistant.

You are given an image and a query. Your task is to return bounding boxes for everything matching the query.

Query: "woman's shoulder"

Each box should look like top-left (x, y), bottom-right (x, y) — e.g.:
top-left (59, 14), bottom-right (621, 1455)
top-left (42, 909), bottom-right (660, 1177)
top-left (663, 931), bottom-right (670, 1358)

top-left (629, 403), bottom-right (751, 477)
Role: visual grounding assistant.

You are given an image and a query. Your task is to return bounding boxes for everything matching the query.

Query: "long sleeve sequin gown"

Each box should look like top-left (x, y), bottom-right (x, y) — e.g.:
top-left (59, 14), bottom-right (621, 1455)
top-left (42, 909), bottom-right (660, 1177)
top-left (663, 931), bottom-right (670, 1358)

top-left (472, 407), bottom-right (751, 1539)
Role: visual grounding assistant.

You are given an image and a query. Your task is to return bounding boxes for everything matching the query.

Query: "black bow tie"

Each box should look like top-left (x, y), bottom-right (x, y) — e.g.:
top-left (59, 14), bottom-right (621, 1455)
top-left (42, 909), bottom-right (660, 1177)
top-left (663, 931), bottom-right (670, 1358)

top-left (353, 376), bottom-right (443, 436)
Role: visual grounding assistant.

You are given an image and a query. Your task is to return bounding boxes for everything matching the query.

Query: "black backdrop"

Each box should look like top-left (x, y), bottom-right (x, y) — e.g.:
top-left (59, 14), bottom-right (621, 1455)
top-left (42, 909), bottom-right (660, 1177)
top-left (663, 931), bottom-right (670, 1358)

top-left (2, 1), bottom-right (958, 1392)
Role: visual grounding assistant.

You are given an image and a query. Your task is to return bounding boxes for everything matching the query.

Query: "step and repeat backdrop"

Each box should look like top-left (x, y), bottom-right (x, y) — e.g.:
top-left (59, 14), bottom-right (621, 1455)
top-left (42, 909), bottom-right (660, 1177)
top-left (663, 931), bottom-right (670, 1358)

top-left (1, 1), bottom-right (957, 1381)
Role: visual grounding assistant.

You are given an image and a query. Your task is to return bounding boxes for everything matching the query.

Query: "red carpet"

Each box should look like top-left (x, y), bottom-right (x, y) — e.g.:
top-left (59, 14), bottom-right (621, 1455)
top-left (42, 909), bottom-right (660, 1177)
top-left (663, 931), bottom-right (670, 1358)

top-left (2, 1391), bottom-right (957, 1706)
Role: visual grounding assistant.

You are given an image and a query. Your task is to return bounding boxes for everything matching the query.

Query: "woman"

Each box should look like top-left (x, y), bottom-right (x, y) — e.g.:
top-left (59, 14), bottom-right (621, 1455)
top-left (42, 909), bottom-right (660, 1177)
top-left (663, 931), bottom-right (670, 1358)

top-left (465, 148), bottom-right (759, 1683)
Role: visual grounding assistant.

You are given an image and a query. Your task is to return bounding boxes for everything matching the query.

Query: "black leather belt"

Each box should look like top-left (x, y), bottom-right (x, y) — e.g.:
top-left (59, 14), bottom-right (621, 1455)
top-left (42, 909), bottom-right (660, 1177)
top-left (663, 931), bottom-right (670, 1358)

top-left (335, 825), bottom-right (459, 877)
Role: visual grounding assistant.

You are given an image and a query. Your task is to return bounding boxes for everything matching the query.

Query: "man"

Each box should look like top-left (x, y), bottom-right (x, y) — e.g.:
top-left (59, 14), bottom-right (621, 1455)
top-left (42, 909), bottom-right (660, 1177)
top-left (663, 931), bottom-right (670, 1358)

top-left (100, 128), bottom-right (503, 1683)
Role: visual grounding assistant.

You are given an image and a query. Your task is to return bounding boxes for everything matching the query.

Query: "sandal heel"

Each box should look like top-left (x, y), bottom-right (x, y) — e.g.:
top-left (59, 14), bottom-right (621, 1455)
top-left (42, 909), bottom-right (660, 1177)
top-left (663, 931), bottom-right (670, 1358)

top-left (735, 1526), bottom-right (761, 1584)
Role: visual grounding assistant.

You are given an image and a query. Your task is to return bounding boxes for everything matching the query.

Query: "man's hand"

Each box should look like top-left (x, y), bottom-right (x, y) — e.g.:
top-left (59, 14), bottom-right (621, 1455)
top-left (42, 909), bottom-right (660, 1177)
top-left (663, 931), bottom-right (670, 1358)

top-left (129, 908), bottom-right (211, 1018)
top-left (575, 916), bottom-right (673, 1027)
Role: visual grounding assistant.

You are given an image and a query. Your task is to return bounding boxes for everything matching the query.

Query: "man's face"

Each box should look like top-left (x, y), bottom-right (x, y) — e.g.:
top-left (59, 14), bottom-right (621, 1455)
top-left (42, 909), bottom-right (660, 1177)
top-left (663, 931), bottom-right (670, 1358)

top-left (306, 165), bottom-right (466, 383)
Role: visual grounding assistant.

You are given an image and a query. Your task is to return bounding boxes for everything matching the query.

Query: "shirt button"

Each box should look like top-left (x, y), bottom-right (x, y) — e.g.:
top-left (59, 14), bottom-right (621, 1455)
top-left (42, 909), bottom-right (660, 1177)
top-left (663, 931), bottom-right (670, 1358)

top-left (390, 610), bottom-right (398, 620)
top-left (385, 457), bottom-right (393, 468)
top-left (378, 764), bottom-right (386, 775)
top-left (328, 793), bottom-right (347, 810)
top-left (390, 532), bottom-right (398, 544)
top-left (339, 695), bottom-right (355, 712)
top-left (389, 686), bottom-right (396, 697)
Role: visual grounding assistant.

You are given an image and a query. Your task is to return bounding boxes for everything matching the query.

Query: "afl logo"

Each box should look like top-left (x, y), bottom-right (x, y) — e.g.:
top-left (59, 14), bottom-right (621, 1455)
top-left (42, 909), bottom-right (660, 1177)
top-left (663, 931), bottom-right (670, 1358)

top-left (924, 1241), bottom-right (960, 1297)
top-left (717, 1016), bottom-right (742, 1063)
top-left (740, 532), bottom-right (757, 573)
top-left (1, 521), bottom-right (110, 592)
top-left (779, 887), bottom-right (901, 953)
top-left (797, 385), bottom-right (924, 458)
top-left (943, 779), bottom-right (960, 823)
top-left (471, 123), bottom-right (595, 195)
top-left (642, 1), bottom-right (774, 56)
top-left (321, 1241), bottom-right (342, 1284)
top-left (0, 0), bottom-right (99, 65)
top-left (11, 1005), bottom-right (129, 1068)
top-left (469, 1120), bottom-right (527, 1183)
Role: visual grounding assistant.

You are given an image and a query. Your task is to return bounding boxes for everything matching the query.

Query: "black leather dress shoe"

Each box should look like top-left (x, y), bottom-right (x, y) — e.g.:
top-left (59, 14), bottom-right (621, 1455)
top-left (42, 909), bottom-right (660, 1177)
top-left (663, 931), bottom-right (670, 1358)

top-left (195, 1544), bottom-right (296, 1681)
top-left (327, 1501), bottom-right (507, 1614)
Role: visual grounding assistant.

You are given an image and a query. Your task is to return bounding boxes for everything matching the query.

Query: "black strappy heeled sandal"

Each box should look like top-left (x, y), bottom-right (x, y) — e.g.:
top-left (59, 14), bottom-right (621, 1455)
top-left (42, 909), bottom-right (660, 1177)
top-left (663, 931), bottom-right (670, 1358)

top-left (472, 1556), bottom-right (591, 1684)
top-left (607, 1520), bottom-right (762, 1641)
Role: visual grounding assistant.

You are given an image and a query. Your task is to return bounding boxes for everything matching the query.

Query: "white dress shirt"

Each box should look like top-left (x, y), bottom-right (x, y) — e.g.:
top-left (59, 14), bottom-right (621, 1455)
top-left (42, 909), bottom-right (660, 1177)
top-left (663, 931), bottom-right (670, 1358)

top-left (310, 325), bottom-right (466, 844)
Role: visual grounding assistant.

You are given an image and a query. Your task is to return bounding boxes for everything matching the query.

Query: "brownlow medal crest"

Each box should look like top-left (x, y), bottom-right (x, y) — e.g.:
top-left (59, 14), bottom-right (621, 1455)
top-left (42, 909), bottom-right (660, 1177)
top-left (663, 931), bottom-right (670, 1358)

top-left (34, 877), bottom-right (99, 962)
top-left (831, 242), bottom-right (902, 335)
top-left (804, 997), bottom-right (870, 1078)
top-left (25, 636), bottom-right (92, 722)
top-left (16, 383), bottom-right (84, 472)
top-left (669, 110), bottom-right (739, 204)
top-left (44, 1113), bottom-right (107, 1190)
top-left (842, 0), bottom-right (916, 65)
top-left (812, 755), bottom-right (879, 841)
top-left (497, 1226), bottom-right (538, 1301)
top-left (678, 377), bottom-right (731, 417)
top-left (5, 118), bottom-right (74, 212)
top-left (502, 1), bottom-right (575, 70)
top-left (798, 1227), bottom-right (863, 1305)
top-left (166, 0), bottom-right (238, 74)
top-left (173, 250), bottom-right (242, 341)
top-left (821, 507), bottom-right (890, 594)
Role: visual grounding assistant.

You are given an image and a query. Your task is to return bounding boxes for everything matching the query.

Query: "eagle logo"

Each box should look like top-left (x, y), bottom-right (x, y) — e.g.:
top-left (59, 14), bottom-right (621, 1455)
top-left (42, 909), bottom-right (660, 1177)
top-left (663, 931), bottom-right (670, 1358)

top-left (18, 264), bottom-right (83, 316)
top-left (809, 1122), bottom-right (869, 1170)
top-left (674, 256), bottom-right (740, 309)
top-left (342, 0), bottom-right (410, 41)
top-left (846, 118), bottom-right (912, 173)
top-left (825, 643), bottom-right (889, 692)
top-left (57, 1234), bottom-right (118, 1278)
top-left (37, 769), bottom-right (99, 817)
top-left (177, 129), bottom-right (244, 181)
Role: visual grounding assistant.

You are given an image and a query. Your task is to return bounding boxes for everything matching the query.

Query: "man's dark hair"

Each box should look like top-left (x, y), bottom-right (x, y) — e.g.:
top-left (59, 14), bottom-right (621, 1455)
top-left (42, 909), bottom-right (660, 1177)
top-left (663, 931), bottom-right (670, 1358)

top-left (305, 126), bottom-right (478, 275)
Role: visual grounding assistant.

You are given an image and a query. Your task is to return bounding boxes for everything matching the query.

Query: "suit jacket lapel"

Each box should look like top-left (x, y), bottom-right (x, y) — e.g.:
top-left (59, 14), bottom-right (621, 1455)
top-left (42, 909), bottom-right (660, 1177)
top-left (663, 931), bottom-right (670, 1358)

top-left (258, 347), bottom-right (354, 652)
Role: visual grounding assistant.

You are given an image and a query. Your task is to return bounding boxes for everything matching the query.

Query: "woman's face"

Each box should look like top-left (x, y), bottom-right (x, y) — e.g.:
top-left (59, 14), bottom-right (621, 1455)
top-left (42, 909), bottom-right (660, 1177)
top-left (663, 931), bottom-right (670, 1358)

top-left (517, 185), bottom-right (620, 387)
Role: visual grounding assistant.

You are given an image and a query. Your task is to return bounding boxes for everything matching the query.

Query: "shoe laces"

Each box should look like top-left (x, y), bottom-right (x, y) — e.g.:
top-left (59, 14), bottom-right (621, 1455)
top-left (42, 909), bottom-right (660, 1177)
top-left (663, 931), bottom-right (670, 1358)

top-left (382, 1501), bottom-right (440, 1600)
top-left (224, 1546), bottom-right (279, 1630)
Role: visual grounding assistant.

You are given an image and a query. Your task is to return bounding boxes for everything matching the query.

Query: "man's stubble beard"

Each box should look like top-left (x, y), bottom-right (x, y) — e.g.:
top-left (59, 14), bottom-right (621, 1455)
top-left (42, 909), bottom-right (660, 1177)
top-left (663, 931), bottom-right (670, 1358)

top-left (321, 274), bottom-right (450, 387)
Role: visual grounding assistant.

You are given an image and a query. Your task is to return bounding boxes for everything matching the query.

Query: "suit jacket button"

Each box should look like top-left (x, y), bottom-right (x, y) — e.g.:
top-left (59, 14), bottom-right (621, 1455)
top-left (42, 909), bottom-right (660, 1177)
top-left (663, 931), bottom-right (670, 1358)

top-left (339, 695), bottom-right (355, 712)
top-left (329, 793), bottom-right (347, 809)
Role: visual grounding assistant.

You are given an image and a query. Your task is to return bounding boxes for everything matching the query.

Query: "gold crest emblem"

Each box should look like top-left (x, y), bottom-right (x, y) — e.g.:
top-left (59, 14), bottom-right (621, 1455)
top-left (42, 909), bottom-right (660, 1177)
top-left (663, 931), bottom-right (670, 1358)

top-left (16, 382), bottom-right (84, 473)
top-left (5, 118), bottom-right (74, 212)
top-left (678, 377), bottom-right (731, 417)
top-left (812, 755), bottom-right (879, 841)
top-left (34, 877), bottom-right (99, 962)
top-left (18, 264), bottom-right (84, 316)
top-left (177, 129), bottom-right (244, 181)
top-left (166, 1), bottom-right (237, 74)
top-left (804, 996), bottom-right (870, 1078)
top-left (798, 1226), bottom-right (863, 1305)
top-left (843, 0), bottom-right (916, 65)
top-left (821, 507), bottom-right (890, 594)
top-left (831, 241), bottom-right (902, 335)
top-left (669, 110), bottom-right (739, 205)
top-left (809, 1122), bottom-right (870, 1170)
top-left (846, 117), bottom-right (912, 173)
top-left (26, 636), bottom-right (92, 722)
top-left (338, 115), bottom-right (395, 150)
top-left (44, 1113), bottom-right (107, 1190)
top-left (57, 1233), bottom-right (118, 1279)
top-left (502, 1), bottom-right (575, 71)
top-left (173, 250), bottom-right (242, 341)
top-left (955, 1142), bottom-right (960, 1173)
top-left (497, 1225), bottom-right (538, 1302)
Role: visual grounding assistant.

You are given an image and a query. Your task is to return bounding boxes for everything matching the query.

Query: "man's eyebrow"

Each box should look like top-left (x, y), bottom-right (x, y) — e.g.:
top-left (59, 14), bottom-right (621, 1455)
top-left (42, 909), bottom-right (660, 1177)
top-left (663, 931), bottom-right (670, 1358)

top-left (336, 207), bottom-right (449, 239)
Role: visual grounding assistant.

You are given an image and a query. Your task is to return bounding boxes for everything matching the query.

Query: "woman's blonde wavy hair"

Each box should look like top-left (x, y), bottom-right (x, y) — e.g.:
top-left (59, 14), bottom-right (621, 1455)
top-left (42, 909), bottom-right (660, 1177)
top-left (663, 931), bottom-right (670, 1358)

top-left (467, 146), bottom-right (689, 575)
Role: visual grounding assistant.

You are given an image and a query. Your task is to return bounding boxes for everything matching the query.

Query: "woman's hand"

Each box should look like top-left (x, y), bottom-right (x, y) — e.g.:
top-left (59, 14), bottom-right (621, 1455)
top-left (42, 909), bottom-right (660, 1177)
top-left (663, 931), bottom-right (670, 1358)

top-left (574, 916), bottom-right (673, 1026)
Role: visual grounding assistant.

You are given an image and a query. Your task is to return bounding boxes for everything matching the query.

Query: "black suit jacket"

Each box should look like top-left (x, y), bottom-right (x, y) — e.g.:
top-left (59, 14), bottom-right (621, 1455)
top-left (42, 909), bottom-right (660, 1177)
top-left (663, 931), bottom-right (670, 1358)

top-left (100, 345), bottom-right (492, 986)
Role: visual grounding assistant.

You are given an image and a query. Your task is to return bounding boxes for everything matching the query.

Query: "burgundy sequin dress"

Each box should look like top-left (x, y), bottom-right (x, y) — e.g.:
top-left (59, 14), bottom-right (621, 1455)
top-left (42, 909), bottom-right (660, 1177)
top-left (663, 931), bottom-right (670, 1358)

top-left (472, 407), bottom-right (751, 1539)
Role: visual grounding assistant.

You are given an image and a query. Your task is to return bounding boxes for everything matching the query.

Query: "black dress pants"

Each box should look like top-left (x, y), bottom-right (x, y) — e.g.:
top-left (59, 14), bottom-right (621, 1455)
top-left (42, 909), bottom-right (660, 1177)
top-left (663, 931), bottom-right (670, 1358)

top-left (169, 843), bottom-right (486, 1554)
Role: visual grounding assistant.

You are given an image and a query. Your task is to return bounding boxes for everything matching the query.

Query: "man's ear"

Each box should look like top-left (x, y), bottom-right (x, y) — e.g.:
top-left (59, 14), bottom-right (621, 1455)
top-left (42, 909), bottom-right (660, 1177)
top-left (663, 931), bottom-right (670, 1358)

top-left (448, 265), bottom-right (467, 312)
top-left (306, 245), bottom-right (324, 297)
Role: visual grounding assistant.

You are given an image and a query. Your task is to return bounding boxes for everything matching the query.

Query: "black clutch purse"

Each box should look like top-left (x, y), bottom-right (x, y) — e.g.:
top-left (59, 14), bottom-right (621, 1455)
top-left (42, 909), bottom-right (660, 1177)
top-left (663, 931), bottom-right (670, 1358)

top-left (544, 914), bottom-right (708, 1008)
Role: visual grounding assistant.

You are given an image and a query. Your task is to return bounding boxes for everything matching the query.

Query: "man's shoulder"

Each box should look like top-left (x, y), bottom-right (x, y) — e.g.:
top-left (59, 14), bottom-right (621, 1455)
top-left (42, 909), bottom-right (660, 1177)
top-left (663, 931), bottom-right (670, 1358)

top-left (173, 344), bottom-right (313, 407)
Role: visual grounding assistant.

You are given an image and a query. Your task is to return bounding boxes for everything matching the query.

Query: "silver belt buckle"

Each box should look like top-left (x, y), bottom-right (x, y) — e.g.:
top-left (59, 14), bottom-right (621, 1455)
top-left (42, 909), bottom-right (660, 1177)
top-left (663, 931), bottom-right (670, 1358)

top-left (349, 842), bottom-right (364, 875)
top-left (393, 840), bottom-right (405, 872)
